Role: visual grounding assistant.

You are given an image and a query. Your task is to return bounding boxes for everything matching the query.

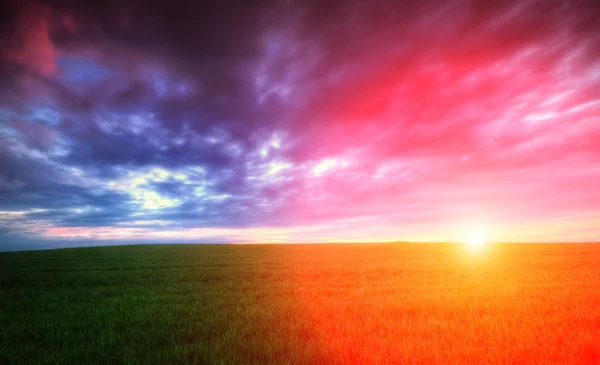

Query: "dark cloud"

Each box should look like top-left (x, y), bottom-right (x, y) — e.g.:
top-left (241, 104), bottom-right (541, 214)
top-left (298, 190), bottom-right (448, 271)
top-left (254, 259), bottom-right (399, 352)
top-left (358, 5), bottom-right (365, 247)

top-left (1, 180), bottom-right (132, 212)
top-left (1, 0), bottom-right (600, 247)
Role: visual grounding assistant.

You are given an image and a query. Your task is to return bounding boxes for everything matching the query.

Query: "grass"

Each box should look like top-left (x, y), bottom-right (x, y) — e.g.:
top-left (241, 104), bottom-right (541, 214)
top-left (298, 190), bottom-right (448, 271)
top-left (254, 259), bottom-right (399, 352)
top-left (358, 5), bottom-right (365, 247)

top-left (1, 243), bottom-right (599, 364)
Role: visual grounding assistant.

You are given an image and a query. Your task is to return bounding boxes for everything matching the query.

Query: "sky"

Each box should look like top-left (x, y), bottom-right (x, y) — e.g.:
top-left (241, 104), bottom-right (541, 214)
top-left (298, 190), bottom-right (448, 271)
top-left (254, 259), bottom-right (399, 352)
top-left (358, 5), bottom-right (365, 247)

top-left (1, 0), bottom-right (600, 250)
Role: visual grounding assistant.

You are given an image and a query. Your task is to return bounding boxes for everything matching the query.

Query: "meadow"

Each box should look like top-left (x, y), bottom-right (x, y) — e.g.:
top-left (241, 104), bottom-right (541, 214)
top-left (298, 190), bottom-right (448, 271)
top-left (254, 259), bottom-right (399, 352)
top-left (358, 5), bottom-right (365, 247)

top-left (1, 243), bottom-right (599, 364)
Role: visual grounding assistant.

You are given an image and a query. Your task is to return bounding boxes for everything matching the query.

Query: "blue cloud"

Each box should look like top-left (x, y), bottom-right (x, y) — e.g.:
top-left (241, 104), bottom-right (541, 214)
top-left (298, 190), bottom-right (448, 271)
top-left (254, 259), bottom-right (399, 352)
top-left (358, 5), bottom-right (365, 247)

top-left (56, 56), bottom-right (114, 91)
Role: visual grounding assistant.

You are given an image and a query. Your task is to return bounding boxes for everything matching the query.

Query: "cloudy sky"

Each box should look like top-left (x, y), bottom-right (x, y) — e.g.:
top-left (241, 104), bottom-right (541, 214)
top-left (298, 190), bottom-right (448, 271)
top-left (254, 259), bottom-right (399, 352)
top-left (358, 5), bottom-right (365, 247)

top-left (1, 0), bottom-right (599, 250)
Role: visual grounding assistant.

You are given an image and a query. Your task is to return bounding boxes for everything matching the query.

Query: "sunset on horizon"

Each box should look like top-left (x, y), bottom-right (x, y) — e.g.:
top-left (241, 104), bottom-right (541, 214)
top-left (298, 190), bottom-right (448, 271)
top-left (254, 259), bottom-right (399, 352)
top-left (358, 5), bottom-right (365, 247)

top-left (1, 1), bottom-right (600, 364)
top-left (2, 0), bottom-right (600, 250)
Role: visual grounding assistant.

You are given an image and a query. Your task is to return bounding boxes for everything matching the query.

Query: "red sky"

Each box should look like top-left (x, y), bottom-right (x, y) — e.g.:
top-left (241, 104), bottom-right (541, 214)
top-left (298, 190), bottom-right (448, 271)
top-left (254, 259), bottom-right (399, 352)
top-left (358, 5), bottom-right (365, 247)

top-left (1, 0), bottom-right (599, 249)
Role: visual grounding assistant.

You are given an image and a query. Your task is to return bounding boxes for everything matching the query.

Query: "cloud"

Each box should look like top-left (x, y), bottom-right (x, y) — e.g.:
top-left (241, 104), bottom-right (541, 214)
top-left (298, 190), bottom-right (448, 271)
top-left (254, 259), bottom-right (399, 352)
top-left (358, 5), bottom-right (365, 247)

top-left (1, 0), bottom-right (600, 248)
top-left (1, 2), bottom-right (57, 75)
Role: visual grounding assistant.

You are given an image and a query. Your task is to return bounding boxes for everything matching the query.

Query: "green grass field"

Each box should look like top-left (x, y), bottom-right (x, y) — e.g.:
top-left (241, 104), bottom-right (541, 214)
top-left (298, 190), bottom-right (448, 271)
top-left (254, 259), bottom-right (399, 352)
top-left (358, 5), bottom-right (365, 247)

top-left (1, 243), bottom-right (599, 364)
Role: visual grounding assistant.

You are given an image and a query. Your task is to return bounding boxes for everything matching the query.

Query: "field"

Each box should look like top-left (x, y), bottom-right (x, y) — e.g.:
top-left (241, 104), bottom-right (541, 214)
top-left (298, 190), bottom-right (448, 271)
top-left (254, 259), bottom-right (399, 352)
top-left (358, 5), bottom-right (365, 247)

top-left (1, 243), bottom-right (600, 364)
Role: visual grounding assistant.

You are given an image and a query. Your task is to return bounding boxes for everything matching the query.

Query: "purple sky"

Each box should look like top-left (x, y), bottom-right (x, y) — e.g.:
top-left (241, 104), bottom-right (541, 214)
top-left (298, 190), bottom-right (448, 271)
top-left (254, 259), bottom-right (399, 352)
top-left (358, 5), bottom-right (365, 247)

top-left (1, 0), bottom-right (600, 250)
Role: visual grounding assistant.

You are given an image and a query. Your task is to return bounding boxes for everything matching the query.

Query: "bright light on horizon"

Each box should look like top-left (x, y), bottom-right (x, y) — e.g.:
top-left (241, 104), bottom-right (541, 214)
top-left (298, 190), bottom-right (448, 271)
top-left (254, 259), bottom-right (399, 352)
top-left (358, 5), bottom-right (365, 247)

top-left (466, 234), bottom-right (487, 250)
top-left (462, 225), bottom-right (489, 251)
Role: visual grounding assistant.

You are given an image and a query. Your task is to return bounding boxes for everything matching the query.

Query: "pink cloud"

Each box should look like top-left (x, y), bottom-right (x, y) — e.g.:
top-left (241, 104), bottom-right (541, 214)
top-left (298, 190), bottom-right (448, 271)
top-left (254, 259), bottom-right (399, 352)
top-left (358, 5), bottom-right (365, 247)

top-left (5, 3), bottom-right (58, 76)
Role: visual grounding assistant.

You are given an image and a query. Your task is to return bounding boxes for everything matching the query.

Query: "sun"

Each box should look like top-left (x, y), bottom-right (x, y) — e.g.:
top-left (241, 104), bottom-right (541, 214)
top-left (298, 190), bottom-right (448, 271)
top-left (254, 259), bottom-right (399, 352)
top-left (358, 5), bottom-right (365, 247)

top-left (462, 229), bottom-right (489, 252)
top-left (466, 234), bottom-right (486, 249)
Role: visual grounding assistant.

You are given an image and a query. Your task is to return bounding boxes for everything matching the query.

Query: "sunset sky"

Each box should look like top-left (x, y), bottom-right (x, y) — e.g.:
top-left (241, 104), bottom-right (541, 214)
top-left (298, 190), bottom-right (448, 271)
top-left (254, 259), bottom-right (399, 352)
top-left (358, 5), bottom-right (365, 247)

top-left (1, 0), bottom-right (599, 250)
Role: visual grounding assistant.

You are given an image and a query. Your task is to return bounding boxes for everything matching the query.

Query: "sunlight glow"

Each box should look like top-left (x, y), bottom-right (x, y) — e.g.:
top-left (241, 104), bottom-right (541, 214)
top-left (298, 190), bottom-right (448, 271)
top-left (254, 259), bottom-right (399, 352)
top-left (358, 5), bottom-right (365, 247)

top-left (464, 231), bottom-right (488, 251)
top-left (312, 157), bottom-right (349, 176)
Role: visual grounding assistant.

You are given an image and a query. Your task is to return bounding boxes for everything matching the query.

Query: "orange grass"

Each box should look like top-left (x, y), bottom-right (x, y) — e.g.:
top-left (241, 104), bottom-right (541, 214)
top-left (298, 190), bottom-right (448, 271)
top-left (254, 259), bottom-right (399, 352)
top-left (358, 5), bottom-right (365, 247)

top-left (277, 243), bottom-right (600, 364)
top-left (1, 243), bottom-right (599, 364)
